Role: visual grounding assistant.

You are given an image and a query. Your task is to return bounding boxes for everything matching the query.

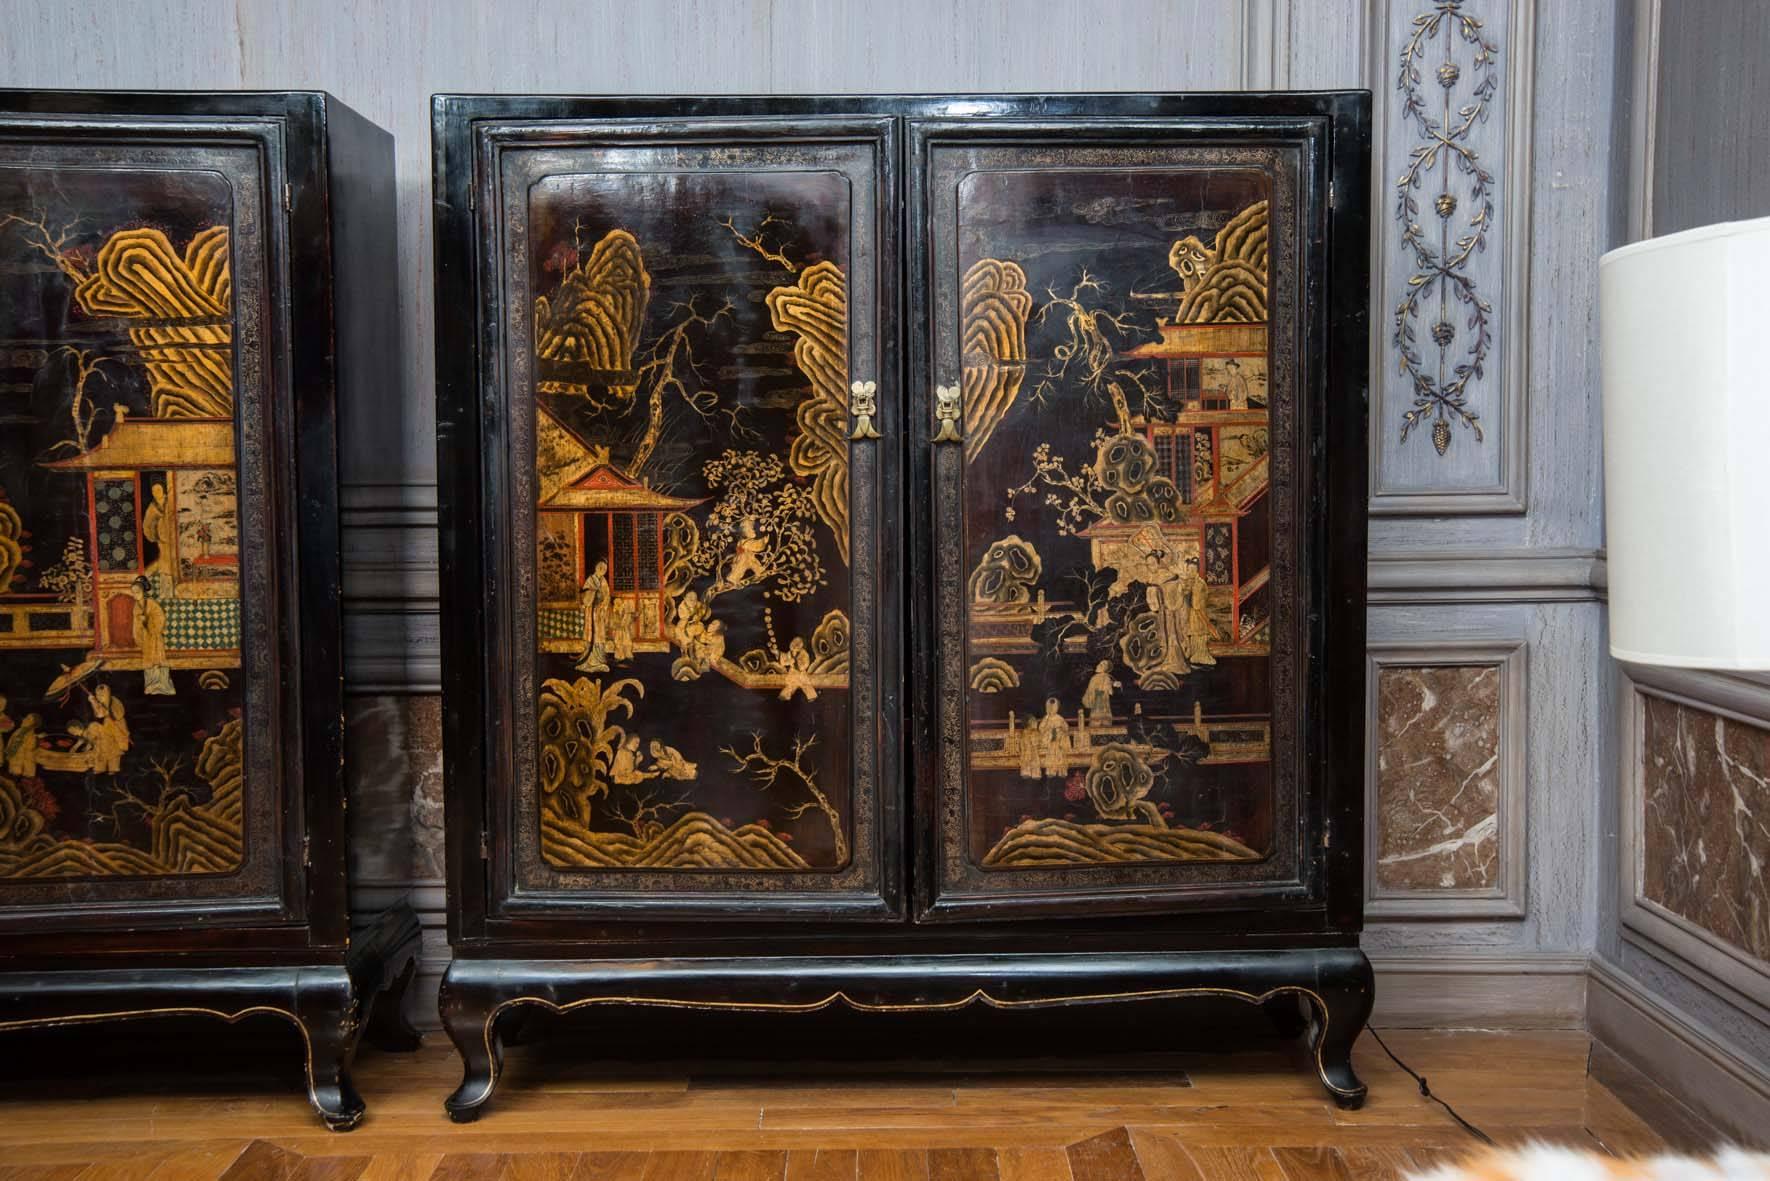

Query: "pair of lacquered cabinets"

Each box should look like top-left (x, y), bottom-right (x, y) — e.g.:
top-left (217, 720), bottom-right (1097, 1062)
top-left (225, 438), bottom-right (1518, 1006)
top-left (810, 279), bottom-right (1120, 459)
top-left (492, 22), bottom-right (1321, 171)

top-left (0, 90), bottom-right (1371, 1127)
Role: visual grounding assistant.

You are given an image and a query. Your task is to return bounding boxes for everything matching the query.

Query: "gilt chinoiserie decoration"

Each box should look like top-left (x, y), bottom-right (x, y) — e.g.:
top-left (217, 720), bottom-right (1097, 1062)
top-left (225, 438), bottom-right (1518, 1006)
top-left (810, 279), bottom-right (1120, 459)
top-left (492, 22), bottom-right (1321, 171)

top-left (954, 176), bottom-right (1279, 875)
top-left (0, 90), bottom-right (420, 1132)
top-left (484, 131), bottom-right (893, 906)
top-left (918, 131), bottom-right (1320, 916)
top-left (434, 93), bottom-right (1372, 1123)
top-left (525, 171), bottom-right (863, 877)
top-left (0, 180), bottom-right (249, 884)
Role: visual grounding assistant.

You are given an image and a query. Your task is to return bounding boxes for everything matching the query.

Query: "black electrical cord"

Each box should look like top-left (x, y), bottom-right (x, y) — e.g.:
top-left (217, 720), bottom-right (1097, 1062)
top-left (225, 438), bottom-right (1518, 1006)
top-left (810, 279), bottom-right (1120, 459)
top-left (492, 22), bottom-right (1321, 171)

top-left (1367, 1028), bottom-right (1497, 1147)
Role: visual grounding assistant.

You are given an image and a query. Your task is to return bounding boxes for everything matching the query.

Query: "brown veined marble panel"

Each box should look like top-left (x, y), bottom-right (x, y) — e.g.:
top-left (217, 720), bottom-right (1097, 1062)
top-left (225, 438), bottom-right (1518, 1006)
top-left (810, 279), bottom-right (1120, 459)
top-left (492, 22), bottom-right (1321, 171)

top-left (1641, 696), bottom-right (1770, 962)
top-left (345, 694), bottom-right (445, 883)
top-left (1374, 664), bottom-right (1501, 893)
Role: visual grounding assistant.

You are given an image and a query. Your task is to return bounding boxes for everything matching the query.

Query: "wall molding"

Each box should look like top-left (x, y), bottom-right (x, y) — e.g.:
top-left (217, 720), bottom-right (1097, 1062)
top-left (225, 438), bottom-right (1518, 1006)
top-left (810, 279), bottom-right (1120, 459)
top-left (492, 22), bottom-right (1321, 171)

top-left (1589, 956), bottom-right (1770, 1147)
top-left (1367, 548), bottom-right (1605, 604)
top-left (1367, 0), bottom-right (1537, 516)
top-left (1625, 0), bottom-right (1662, 241)
top-left (1240, 0), bottom-right (1289, 90)
top-left (1365, 638), bottom-right (1529, 920)
top-left (1369, 951), bottom-right (1587, 1029)
top-left (1616, 662), bottom-right (1770, 1016)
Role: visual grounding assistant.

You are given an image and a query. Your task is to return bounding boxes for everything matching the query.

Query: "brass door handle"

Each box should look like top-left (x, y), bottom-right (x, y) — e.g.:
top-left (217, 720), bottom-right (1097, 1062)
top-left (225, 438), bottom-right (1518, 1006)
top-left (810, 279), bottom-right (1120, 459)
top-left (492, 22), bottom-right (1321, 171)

top-left (849, 380), bottom-right (882, 440)
top-left (932, 383), bottom-right (962, 443)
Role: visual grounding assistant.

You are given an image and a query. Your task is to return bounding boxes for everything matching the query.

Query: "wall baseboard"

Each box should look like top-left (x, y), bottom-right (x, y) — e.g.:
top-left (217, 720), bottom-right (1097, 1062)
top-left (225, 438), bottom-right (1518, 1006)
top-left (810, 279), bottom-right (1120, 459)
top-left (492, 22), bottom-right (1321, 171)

top-left (1369, 952), bottom-right (1590, 1029)
top-left (1588, 956), bottom-right (1770, 1148)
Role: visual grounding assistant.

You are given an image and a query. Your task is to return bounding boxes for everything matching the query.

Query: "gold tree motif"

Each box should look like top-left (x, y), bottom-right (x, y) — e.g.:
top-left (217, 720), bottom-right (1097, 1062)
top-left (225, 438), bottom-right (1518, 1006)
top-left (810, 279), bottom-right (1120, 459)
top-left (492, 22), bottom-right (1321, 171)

top-left (0, 211), bottom-right (90, 283)
top-left (537, 676), bottom-right (643, 826)
top-left (627, 296), bottom-right (736, 476)
top-left (719, 213), bottom-right (798, 273)
top-left (1394, 0), bottom-right (1500, 455)
top-left (687, 451), bottom-right (826, 604)
top-left (1031, 271), bottom-right (1142, 405)
top-left (722, 732), bottom-right (846, 865)
top-left (43, 346), bottom-right (116, 459)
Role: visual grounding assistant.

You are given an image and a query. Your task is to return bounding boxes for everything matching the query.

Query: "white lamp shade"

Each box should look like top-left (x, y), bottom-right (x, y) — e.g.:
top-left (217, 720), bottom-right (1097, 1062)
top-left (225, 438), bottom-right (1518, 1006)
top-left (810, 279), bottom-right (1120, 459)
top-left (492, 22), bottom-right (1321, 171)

top-left (1601, 218), bottom-right (1770, 669)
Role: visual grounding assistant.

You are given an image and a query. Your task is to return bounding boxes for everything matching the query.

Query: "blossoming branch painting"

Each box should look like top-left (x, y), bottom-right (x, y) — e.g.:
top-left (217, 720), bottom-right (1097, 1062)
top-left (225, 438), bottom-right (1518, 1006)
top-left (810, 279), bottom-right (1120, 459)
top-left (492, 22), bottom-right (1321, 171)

top-left (0, 166), bottom-right (245, 881)
top-left (954, 168), bottom-right (1277, 870)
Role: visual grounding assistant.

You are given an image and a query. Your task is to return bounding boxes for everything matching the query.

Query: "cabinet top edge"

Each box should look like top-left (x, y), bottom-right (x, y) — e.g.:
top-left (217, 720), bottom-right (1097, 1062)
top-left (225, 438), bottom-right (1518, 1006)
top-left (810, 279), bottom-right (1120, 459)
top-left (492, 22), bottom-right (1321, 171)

top-left (430, 91), bottom-right (1373, 122)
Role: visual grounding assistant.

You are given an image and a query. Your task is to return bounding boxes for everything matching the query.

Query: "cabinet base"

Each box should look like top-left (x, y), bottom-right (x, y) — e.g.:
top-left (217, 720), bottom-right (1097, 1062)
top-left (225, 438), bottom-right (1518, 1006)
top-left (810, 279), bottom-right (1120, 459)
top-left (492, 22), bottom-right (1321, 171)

top-left (0, 904), bottom-right (423, 1131)
top-left (439, 947), bottom-right (1373, 1121)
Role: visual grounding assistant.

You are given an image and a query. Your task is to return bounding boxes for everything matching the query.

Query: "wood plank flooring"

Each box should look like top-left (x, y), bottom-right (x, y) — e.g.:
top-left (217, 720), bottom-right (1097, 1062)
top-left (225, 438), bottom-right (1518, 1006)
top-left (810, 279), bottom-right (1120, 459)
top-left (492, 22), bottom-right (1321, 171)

top-left (0, 1031), bottom-right (1681, 1179)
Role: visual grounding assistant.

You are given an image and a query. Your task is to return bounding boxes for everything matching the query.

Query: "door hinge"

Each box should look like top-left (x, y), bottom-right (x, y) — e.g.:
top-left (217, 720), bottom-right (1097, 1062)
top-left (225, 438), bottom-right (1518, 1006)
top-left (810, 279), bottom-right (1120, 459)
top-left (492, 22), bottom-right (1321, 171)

top-left (1320, 823), bottom-right (1333, 849)
top-left (479, 829), bottom-right (490, 860)
top-left (283, 183), bottom-right (292, 213)
top-left (1328, 180), bottom-right (1337, 210)
top-left (301, 834), bottom-right (312, 866)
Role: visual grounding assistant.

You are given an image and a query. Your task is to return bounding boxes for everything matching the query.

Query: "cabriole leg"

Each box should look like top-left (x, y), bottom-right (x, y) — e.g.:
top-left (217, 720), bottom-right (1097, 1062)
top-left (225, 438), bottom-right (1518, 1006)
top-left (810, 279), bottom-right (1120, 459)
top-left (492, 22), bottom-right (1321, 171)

top-left (1303, 954), bottom-right (1374, 1110)
top-left (440, 967), bottom-right (505, 1123)
top-left (295, 978), bottom-right (367, 1132)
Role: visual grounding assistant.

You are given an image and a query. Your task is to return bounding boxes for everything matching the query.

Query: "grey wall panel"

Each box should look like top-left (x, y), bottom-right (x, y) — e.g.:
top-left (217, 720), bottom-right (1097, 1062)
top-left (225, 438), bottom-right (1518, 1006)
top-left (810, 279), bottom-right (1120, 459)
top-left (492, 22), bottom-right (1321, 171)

top-left (1650, 0), bottom-right (1770, 236)
top-left (1364, 602), bottom-right (1602, 956)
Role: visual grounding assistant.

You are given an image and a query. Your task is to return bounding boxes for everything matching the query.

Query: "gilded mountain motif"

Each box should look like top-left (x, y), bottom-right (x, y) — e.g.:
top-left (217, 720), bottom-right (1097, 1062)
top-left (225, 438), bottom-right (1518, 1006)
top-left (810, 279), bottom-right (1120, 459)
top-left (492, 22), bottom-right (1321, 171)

top-left (960, 258), bottom-right (1034, 464)
top-left (767, 261), bottom-right (851, 564)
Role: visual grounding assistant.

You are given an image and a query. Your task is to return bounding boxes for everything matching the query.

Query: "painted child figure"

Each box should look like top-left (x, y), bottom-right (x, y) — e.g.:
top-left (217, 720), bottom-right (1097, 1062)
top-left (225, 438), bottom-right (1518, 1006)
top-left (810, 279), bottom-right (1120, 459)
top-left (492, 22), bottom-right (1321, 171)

top-left (610, 734), bottom-right (656, 785)
top-left (609, 596), bottom-right (636, 663)
top-left (724, 517), bottom-right (768, 588)
top-left (778, 636), bottom-right (817, 701)
top-left (648, 740), bottom-right (697, 780)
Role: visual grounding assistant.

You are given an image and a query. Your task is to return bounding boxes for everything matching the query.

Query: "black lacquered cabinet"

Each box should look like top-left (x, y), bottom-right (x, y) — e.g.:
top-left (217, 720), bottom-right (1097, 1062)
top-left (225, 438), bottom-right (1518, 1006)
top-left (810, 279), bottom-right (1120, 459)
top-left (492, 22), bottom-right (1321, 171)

top-left (0, 90), bottom-right (420, 1130)
top-left (432, 92), bottom-right (1371, 1120)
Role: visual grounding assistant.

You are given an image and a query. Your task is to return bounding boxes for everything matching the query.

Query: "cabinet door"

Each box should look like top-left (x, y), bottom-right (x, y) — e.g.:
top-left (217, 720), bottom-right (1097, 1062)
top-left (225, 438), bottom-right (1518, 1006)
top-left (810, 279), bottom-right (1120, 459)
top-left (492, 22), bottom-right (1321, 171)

top-left (910, 115), bottom-right (1358, 921)
top-left (449, 114), bottom-right (901, 924)
top-left (0, 115), bottom-right (307, 932)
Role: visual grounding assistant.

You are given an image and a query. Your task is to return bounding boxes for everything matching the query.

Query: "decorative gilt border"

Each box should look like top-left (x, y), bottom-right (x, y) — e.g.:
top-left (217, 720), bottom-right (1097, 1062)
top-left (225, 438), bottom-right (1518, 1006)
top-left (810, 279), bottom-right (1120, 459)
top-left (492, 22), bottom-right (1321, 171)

top-left (1364, 637), bottom-right (1528, 919)
top-left (1617, 663), bottom-right (1770, 1014)
top-left (1367, 0), bottom-right (1535, 516)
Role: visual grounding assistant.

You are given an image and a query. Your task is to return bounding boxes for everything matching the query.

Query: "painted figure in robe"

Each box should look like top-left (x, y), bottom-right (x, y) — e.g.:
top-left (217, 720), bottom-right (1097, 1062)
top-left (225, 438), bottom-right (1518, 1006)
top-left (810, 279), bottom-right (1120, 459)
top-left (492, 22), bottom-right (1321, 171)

top-left (576, 560), bottom-right (612, 672)
top-left (1038, 696), bottom-right (1071, 779)
top-left (130, 577), bottom-right (175, 696)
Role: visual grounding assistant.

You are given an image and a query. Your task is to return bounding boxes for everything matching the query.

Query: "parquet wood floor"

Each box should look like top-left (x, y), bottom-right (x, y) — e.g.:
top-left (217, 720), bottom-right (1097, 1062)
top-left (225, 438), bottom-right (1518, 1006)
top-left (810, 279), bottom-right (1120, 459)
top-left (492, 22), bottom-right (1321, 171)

top-left (0, 1031), bottom-right (1680, 1179)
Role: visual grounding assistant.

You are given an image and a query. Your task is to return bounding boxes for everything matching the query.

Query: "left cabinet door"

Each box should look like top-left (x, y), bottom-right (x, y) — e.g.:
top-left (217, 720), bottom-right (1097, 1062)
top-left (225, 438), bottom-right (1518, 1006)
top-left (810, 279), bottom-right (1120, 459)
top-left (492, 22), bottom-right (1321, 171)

top-left (0, 113), bottom-right (312, 932)
top-left (439, 111), bottom-right (903, 928)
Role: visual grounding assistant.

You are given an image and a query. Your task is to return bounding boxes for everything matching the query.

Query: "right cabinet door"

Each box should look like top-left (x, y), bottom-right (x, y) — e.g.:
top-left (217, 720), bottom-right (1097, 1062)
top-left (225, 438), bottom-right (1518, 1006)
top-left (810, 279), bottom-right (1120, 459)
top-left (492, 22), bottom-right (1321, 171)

top-left (912, 115), bottom-right (1344, 921)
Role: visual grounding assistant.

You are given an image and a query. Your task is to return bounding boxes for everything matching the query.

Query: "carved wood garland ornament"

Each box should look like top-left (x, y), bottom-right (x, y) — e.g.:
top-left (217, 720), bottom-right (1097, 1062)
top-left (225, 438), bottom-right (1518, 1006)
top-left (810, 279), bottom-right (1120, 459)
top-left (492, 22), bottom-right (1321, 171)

top-left (1393, 0), bottom-right (1500, 456)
